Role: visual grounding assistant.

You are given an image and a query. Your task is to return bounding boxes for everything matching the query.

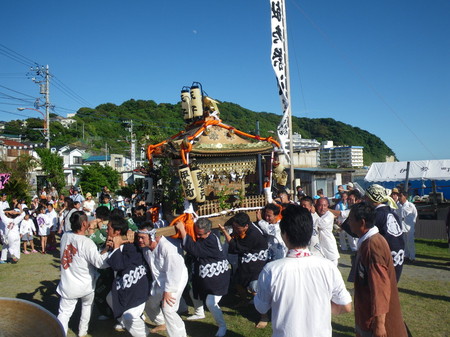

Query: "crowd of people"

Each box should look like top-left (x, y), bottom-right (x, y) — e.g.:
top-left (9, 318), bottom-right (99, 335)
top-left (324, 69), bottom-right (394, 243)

top-left (0, 181), bottom-right (415, 337)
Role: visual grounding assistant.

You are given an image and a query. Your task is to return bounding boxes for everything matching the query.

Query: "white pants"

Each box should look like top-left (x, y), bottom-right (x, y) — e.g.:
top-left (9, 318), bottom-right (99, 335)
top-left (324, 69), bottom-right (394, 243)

top-left (339, 231), bottom-right (357, 252)
top-left (189, 290), bottom-right (226, 329)
top-left (145, 274), bottom-right (188, 337)
top-left (404, 227), bottom-right (415, 260)
top-left (1, 230), bottom-right (21, 261)
top-left (206, 295), bottom-right (226, 329)
top-left (190, 288), bottom-right (205, 316)
top-left (58, 291), bottom-right (95, 337)
top-left (106, 292), bottom-right (148, 337)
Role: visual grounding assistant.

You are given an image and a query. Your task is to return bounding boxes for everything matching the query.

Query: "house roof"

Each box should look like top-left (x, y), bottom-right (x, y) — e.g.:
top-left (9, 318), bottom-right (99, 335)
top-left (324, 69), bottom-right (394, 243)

top-left (84, 155), bottom-right (111, 162)
top-left (294, 167), bottom-right (355, 173)
top-left (0, 139), bottom-right (28, 147)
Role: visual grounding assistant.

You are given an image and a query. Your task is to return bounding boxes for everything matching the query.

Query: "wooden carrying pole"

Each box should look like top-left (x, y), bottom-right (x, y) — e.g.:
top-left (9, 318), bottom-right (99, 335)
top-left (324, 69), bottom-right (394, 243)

top-left (153, 212), bottom-right (260, 237)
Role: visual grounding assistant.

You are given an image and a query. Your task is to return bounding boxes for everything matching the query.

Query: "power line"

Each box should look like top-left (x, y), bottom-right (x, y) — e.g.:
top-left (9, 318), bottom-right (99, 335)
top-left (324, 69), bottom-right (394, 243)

top-left (52, 76), bottom-right (92, 107)
top-left (0, 101), bottom-right (35, 107)
top-left (0, 108), bottom-right (32, 119)
top-left (0, 90), bottom-right (36, 104)
top-left (0, 84), bottom-right (37, 99)
top-left (0, 43), bottom-right (38, 67)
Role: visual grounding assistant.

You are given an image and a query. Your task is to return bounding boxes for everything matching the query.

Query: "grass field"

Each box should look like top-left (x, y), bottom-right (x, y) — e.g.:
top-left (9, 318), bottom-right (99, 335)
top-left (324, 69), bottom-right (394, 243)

top-left (0, 239), bottom-right (449, 337)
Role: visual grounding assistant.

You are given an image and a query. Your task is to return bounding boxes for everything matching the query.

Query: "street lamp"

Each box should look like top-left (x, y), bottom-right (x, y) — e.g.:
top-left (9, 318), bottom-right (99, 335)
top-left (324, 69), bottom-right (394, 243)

top-left (17, 107), bottom-right (50, 148)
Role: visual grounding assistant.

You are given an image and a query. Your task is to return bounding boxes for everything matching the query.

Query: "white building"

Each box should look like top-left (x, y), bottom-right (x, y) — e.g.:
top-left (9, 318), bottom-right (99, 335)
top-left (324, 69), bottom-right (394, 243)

top-left (319, 141), bottom-right (364, 168)
top-left (83, 154), bottom-right (127, 172)
top-left (54, 146), bottom-right (86, 186)
top-left (50, 116), bottom-right (76, 128)
top-left (280, 133), bottom-right (321, 167)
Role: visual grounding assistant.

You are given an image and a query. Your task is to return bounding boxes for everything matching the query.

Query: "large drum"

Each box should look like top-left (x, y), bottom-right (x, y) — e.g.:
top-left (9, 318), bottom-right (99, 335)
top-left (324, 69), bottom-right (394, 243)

top-left (0, 297), bottom-right (64, 337)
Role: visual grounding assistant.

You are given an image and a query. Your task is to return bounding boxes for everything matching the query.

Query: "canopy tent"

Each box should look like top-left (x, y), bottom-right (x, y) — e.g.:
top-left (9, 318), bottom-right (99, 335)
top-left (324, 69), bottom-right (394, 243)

top-left (365, 160), bottom-right (450, 182)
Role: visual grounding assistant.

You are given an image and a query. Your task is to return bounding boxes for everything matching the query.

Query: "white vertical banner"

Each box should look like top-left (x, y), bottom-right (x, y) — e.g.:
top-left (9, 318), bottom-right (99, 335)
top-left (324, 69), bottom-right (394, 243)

top-left (270, 0), bottom-right (291, 163)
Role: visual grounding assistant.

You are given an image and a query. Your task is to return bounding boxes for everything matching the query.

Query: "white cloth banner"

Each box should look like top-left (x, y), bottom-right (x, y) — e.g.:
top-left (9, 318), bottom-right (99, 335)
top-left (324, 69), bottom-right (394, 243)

top-left (270, 0), bottom-right (291, 163)
top-left (365, 160), bottom-right (450, 182)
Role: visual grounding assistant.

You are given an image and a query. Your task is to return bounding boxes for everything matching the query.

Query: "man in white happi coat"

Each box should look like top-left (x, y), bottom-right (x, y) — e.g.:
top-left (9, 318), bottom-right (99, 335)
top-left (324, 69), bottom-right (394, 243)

top-left (315, 197), bottom-right (340, 265)
top-left (0, 206), bottom-right (25, 263)
top-left (254, 204), bottom-right (352, 337)
top-left (299, 196), bottom-right (325, 257)
top-left (398, 190), bottom-right (418, 262)
top-left (0, 193), bottom-right (9, 211)
top-left (57, 211), bottom-right (109, 337)
top-left (256, 203), bottom-right (287, 261)
top-left (137, 225), bottom-right (188, 337)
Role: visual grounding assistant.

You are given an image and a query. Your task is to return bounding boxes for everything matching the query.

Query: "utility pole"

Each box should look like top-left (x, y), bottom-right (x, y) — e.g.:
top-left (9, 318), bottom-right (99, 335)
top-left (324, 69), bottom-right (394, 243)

top-left (105, 143), bottom-right (109, 166)
top-left (30, 65), bottom-right (51, 148)
top-left (124, 120), bottom-right (136, 170)
top-left (256, 120), bottom-right (263, 194)
top-left (44, 65), bottom-right (50, 149)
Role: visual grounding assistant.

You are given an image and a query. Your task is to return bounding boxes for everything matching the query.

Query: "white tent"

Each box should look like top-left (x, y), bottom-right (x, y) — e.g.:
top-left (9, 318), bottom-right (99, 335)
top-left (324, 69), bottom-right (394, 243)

top-left (365, 160), bottom-right (450, 182)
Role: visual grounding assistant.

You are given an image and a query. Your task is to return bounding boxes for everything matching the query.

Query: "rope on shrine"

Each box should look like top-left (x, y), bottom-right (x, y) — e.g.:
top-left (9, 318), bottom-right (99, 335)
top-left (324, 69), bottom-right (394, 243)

top-left (146, 118), bottom-right (280, 166)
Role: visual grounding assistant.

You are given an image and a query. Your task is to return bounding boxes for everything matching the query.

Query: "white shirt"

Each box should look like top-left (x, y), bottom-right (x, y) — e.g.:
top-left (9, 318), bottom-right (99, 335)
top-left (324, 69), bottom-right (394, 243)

top-left (47, 209), bottom-right (58, 231)
top-left (83, 199), bottom-right (96, 214)
top-left (257, 219), bottom-right (287, 260)
top-left (143, 236), bottom-right (187, 294)
top-left (37, 213), bottom-right (51, 236)
top-left (20, 218), bottom-right (36, 235)
top-left (0, 209), bottom-right (25, 235)
top-left (61, 208), bottom-right (77, 232)
top-left (309, 213), bottom-right (325, 257)
top-left (255, 255), bottom-right (352, 337)
top-left (316, 211), bottom-right (340, 261)
top-left (57, 232), bottom-right (109, 299)
top-left (399, 201), bottom-right (418, 232)
top-left (0, 200), bottom-right (9, 211)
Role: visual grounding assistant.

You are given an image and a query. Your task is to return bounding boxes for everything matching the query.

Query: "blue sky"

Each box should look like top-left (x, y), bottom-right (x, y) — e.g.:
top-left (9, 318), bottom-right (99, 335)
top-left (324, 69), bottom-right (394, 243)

top-left (1, 0), bottom-right (449, 161)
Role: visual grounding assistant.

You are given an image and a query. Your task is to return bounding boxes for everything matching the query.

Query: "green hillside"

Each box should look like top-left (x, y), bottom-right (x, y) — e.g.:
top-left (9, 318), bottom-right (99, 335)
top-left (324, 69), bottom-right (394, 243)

top-left (3, 99), bottom-right (395, 166)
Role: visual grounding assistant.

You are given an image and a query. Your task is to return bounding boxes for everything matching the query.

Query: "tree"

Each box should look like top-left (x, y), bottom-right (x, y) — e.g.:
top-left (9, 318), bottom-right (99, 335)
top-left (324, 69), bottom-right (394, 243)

top-left (35, 148), bottom-right (66, 192)
top-left (0, 154), bottom-right (37, 203)
top-left (78, 163), bottom-right (120, 196)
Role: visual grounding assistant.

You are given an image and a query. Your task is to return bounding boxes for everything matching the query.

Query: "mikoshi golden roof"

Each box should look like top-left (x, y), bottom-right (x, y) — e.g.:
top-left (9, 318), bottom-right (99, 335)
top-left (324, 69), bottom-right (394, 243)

top-left (147, 117), bottom-right (280, 165)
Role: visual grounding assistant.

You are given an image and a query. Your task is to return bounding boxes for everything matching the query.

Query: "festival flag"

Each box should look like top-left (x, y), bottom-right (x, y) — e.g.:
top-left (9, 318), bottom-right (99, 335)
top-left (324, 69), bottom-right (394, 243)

top-left (0, 173), bottom-right (11, 190)
top-left (270, 0), bottom-right (291, 163)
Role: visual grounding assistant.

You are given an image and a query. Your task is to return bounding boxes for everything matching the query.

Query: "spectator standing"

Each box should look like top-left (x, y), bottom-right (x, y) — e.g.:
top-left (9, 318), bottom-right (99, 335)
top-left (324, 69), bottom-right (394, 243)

top-left (36, 205), bottom-right (51, 254)
top-left (19, 212), bottom-right (37, 254)
top-left (47, 203), bottom-right (58, 251)
top-left (82, 192), bottom-right (96, 218)
top-left (0, 193), bottom-right (9, 211)
top-left (50, 186), bottom-right (59, 200)
top-left (296, 185), bottom-right (306, 200)
top-left (99, 194), bottom-right (113, 211)
top-left (315, 198), bottom-right (340, 265)
top-left (99, 186), bottom-right (110, 204)
top-left (365, 184), bottom-right (405, 281)
top-left (70, 187), bottom-right (85, 204)
top-left (398, 190), bottom-right (418, 262)
top-left (58, 197), bottom-right (77, 234)
top-left (336, 192), bottom-right (356, 252)
top-left (348, 202), bottom-right (408, 337)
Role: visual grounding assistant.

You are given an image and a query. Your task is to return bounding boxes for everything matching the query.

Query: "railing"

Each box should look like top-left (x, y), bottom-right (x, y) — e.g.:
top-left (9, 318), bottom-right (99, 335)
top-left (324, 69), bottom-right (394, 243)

top-left (197, 194), bottom-right (267, 217)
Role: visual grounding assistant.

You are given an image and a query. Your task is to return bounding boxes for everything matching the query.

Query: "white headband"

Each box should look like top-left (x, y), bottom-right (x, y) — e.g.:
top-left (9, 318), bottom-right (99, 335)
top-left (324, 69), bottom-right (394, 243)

top-left (138, 228), bottom-right (157, 241)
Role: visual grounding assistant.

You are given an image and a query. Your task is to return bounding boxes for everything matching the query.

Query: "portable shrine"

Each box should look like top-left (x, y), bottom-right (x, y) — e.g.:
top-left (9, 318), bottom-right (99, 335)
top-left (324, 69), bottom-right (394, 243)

top-left (146, 83), bottom-right (282, 226)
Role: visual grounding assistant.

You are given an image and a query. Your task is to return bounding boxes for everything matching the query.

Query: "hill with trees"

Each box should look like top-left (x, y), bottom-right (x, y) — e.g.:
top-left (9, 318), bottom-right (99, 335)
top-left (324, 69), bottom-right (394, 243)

top-left (2, 99), bottom-right (395, 166)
